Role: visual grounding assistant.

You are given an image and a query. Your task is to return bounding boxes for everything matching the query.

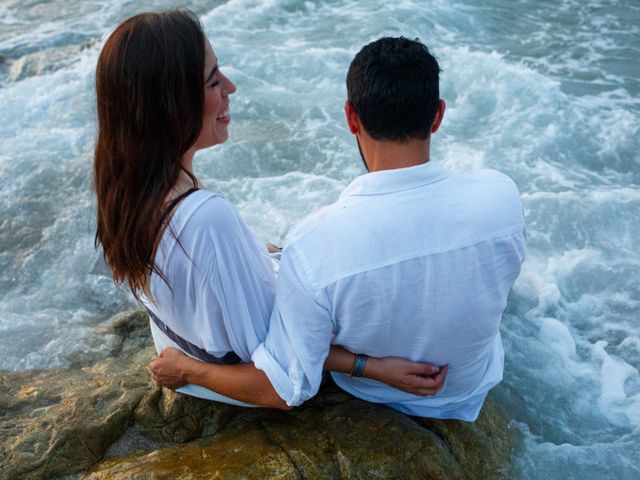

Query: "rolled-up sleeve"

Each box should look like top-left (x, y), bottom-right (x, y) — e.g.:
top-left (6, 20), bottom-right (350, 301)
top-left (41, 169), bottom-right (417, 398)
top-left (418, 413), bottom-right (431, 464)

top-left (252, 245), bottom-right (333, 406)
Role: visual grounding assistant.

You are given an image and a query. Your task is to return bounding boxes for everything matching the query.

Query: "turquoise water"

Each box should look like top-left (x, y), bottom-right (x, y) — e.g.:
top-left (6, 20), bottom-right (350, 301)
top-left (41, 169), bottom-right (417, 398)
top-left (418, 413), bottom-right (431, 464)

top-left (0, 1), bottom-right (638, 477)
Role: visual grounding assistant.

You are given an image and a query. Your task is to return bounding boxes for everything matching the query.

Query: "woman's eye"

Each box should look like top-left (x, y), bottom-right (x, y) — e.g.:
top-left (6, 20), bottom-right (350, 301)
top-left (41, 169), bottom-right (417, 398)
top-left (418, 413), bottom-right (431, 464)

top-left (209, 80), bottom-right (220, 88)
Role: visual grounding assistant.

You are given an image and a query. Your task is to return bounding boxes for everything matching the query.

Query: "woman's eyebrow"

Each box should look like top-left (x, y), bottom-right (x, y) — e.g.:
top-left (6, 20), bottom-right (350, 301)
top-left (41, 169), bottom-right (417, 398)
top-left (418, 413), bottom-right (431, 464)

top-left (205, 64), bottom-right (218, 83)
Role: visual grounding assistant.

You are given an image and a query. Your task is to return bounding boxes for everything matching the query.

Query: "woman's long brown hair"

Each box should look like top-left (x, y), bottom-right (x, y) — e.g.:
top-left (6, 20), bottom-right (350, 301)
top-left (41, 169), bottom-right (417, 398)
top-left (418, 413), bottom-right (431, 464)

top-left (94, 10), bottom-right (204, 300)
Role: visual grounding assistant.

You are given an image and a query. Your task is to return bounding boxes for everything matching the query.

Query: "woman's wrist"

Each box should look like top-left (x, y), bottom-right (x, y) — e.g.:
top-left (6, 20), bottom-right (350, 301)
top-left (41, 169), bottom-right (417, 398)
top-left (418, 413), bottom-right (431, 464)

top-left (349, 353), bottom-right (368, 377)
top-left (362, 356), bottom-right (381, 381)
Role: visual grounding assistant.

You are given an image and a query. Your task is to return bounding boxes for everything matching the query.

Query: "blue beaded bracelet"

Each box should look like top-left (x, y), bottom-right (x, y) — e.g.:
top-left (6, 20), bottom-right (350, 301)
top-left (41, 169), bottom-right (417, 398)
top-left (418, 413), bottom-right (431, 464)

top-left (350, 354), bottom-right (368, 377)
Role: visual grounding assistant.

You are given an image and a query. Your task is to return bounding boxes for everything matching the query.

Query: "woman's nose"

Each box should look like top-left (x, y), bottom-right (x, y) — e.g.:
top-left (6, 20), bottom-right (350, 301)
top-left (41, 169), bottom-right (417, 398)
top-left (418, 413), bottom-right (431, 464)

top-left (224, 75), bottom-right (236, 95)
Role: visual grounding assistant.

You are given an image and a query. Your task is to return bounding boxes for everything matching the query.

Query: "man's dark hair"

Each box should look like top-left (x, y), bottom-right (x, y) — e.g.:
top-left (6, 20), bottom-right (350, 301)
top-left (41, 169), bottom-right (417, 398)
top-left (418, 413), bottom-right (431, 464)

top-left (347, 37), bottom-right (441, 141)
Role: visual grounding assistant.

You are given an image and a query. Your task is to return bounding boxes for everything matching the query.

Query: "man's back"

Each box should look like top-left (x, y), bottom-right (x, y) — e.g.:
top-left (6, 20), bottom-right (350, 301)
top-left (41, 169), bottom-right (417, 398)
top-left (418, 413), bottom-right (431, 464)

top-left (253, 161), bottom-right (526, 421)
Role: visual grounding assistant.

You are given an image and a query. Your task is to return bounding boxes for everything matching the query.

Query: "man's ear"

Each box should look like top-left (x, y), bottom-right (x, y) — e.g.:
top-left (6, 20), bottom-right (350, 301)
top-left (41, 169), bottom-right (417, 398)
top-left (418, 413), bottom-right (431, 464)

top-left (431, 99), bottom-right (446, 134)
top-left (344, 100), bottom-right (360, 134)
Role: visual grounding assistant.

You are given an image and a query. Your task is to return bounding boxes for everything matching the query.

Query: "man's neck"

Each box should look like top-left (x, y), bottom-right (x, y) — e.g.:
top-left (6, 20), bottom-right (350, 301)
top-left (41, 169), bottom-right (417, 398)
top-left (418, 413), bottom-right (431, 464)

top-left (360, 135), bottom-right (431, 172)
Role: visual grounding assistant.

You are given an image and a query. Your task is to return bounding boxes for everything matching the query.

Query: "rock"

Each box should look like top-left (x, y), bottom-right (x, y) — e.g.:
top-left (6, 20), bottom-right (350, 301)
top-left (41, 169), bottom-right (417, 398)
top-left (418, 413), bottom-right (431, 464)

top-left (415, 401), bottom-right (513, 479)
top-left (0, 309), bottom-right (513, 479)
top-left (0, 351), bottom-right (154, 480)
top-left (87, 384), bottom-right (512, 480)
top-left (103, 309), bottom-right (154, 356)
top-left (0, 310), bottom-right (154, 480)
top-left (133, 383), bottom-right (241, 444)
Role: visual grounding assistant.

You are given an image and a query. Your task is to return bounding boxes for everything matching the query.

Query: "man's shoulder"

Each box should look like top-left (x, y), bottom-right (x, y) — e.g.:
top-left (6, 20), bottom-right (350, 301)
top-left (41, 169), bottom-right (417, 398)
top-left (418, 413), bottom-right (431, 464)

top-left (451, 168), bottom-right (523, 210)
top-left (456, 168), bottom-right (520, 191)
top-left (284, 167), bottom-right (523, 245)
top-left (283, 200), bottom-right (347, 249)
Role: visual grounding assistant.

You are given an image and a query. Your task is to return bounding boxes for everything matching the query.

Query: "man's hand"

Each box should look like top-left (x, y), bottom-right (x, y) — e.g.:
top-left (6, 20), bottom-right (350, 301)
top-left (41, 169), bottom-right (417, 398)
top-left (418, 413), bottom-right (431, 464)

top-left (148, 348), bottom-right (291, 410)
top-left (148, 347), bottom-right (192, 390)
top-left (365, 357), bottom-right (448, 396)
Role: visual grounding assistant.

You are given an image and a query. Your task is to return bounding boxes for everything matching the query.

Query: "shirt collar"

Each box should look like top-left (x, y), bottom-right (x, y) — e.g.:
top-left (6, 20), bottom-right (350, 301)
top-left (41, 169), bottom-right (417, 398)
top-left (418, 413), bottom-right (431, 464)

top-left (340, 161), bottom-right (450, 198)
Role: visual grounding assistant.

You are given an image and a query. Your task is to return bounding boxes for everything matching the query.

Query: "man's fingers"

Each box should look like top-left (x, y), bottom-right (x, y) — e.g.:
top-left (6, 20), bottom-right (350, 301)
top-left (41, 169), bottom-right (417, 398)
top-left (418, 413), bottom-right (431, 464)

top-left (158, 347), bottom-right (173, 358)
top-left (148, 360), bottom-right (158, 374)
top-left (159, 347), bottom-right (180, 358)
top-left (151, 374), bottom-right (185, 390)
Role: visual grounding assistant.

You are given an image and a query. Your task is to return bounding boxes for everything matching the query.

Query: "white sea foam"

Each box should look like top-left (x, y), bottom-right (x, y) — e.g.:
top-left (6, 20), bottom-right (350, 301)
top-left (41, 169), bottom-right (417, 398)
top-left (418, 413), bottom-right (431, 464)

top-left (594, 342), bottom-right (640, 427)
top-left (539, 317), bottom-right (577, 363)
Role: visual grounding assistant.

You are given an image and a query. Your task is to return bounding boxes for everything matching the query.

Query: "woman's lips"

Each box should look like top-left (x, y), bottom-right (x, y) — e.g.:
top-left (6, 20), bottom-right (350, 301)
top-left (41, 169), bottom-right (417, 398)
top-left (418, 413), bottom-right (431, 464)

top-left (217, 108), bottom-right (230, 124)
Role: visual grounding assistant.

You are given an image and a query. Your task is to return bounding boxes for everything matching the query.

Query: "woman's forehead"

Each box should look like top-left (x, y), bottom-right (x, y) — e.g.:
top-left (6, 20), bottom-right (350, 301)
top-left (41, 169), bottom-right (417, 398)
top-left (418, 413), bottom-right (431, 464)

top-left (204, 41), bottom-right (217, 67)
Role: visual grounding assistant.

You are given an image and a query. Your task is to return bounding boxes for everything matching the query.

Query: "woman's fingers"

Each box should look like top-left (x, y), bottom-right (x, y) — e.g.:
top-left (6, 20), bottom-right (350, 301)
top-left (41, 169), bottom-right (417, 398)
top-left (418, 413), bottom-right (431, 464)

top-left (402, 364), bottom-right (449, 395)
top-left (408, 362), bottom-right (441, 375)
top-left (403, 376), bottom-right (438, 392)
top-left (399, 360), bottom-right (446, 377)
top-left (406, 365), bottom-right (447, 387)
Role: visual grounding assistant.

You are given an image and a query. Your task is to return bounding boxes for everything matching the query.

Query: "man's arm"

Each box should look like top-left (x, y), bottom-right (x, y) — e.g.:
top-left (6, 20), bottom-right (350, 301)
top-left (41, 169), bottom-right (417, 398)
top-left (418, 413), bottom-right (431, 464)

top-left (148, 348), bottom-right (292, 410)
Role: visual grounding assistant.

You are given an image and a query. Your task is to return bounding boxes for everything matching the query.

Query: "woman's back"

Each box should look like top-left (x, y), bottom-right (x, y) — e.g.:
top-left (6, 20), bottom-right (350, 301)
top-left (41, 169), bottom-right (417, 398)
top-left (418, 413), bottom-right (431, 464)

top-left (142, 190), bottom-right (275, 363)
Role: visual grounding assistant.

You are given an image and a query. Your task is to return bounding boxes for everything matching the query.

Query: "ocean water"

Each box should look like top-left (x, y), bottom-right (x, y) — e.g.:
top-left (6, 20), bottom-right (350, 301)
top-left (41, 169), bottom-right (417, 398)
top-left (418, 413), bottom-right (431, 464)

top-left (0, 0), bottom-right (638, 478)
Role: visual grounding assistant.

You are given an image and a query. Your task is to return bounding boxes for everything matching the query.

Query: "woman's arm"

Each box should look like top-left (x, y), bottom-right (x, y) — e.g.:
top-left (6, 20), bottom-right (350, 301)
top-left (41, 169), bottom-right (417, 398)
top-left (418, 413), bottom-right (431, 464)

top-left (324, 345), bottom-right (448, 396)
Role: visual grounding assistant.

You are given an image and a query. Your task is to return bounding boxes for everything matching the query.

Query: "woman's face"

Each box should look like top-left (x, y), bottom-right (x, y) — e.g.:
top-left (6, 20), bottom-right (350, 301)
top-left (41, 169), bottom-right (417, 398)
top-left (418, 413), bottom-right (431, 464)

top-left (193, 40), bottom-right (236, 150)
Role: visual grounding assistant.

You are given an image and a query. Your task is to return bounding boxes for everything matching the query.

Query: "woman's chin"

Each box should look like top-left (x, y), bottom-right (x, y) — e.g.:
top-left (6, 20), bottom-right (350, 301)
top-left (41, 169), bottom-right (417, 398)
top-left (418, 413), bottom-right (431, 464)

top-left (197, 132), bottom-right (230, 150)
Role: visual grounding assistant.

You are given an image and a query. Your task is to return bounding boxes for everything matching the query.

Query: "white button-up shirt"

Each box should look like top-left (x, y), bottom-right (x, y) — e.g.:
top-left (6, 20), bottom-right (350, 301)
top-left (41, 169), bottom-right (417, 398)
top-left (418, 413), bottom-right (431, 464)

top-left (143, 191), bottom-right (276, 363)
top-left (252, 161), bottom-right (526, 421)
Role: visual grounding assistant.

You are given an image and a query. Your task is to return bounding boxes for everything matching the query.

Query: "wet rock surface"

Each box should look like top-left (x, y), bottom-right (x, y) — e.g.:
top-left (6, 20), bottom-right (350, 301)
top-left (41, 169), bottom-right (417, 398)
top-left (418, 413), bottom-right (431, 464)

top-left (87, 393), bottom-right (511, 480)
top-left (0, 311), bottom-right (153, 480)
top-left (0, 310), bottom-right (512, 480)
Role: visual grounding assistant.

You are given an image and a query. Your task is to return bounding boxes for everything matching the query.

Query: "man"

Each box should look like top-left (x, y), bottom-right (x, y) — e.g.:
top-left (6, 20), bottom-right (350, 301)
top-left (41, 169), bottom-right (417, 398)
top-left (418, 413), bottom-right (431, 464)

top-left (150, 37), bottom-right (525, 421)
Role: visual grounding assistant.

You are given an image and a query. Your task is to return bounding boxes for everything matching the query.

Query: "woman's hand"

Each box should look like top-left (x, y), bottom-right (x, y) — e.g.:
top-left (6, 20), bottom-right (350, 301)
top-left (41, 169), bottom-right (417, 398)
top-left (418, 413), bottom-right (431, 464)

top-left (148, 347), bottom-right (192, 390)
top-left (365, 357), bottom-right (448, 397)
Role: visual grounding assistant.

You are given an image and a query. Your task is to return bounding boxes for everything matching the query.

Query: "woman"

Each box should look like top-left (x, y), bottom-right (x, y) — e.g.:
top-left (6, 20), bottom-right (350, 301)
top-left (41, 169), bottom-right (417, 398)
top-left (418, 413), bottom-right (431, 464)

top-left (94, 10), bottom-right (442, 408)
